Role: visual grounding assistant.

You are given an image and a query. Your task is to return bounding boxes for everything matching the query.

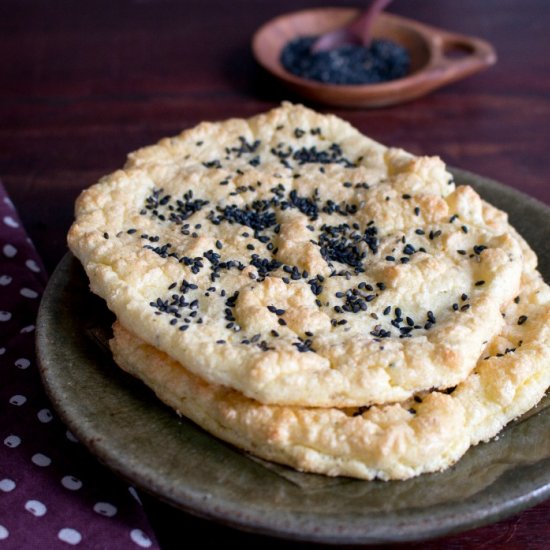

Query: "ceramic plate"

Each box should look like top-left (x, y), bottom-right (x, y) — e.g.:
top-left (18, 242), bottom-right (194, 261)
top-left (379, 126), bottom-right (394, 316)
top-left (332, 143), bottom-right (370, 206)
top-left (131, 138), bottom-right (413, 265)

top-left (36, 169), bottom-right (550, 544)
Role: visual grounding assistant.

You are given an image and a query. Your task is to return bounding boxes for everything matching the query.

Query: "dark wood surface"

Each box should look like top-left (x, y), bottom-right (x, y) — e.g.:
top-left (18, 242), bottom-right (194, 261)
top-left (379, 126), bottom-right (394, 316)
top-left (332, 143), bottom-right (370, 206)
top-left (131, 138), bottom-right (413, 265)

top-left (1, 0), bottom-right (549, 547)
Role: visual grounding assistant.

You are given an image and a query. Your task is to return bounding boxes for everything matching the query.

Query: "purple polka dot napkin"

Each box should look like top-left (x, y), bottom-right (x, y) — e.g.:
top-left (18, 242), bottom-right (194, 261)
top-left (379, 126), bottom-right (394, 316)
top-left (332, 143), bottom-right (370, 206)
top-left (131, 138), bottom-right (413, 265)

top-left (0, 183), bottom-right (159, 549)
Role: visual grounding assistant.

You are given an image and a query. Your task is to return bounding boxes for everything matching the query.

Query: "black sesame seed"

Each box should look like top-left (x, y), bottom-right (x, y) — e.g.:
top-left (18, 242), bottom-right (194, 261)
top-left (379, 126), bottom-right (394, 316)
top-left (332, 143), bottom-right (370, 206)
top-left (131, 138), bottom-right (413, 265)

top-left (461, 225), bottom-right (468, 233)
top-left (518, 315), bottom-right (528, 325)
top-left (473, 244), bottom-right (488, 255)
top-left (383, 306), bottom-right (391, 315)
top-left (278, 318), bottom-right (287, 326)
top-left (475, 280), bottom-right (485, 286)
top-left (385, 255), bottom-right (395, 262)
top-left (414, 207), bottom-right (420, 216)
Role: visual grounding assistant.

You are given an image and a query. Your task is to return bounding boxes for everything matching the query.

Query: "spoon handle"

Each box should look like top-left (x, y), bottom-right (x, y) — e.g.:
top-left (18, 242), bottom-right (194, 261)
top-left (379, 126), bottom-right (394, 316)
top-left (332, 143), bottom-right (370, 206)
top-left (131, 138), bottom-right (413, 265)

top-left (350, 0), bottom-right (393, 44)
top-left (312, 0), bottom-right (393, 52)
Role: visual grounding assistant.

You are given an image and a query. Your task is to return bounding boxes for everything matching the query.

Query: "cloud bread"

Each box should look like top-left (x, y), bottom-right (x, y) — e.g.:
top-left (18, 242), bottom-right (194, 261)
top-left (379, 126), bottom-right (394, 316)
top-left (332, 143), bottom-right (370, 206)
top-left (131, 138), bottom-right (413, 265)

top-left (68, 103), bottom-right (526, 406)
top-left (109, 270), bottom-right (550, 481)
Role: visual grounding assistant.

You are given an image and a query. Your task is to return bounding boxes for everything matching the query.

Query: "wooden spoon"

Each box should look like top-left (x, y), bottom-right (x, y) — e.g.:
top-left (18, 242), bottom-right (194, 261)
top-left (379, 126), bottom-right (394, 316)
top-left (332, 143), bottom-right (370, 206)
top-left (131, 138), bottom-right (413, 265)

top-left (312, 0), bottom-right (393, 52)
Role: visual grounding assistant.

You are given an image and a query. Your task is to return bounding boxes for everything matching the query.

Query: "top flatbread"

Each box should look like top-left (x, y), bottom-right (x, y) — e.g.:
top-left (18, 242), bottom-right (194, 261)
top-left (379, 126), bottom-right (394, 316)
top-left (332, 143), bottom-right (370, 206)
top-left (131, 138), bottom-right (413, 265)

top-left (68, 103), bottom-right (527, 407)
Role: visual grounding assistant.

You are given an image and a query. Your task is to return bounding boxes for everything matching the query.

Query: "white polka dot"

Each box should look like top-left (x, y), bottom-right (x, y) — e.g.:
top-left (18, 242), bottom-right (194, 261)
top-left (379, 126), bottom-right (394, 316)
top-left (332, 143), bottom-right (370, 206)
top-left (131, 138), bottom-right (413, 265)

top-left (3, 244), bottom-right (17, 258)
top-left (0, 525), bottom-right (8, 540)
top-left (130, 529), bottom-right (152, 548)
top-left (37, 408), bottom-right (53, 423)
top-left (25, 499), bottom-right (47, 517)
top-left (25, 259), bottom-right (41, 273)
top-left (0, 311), bottom-right (12, 322)
top-left (20, 324), bottom-right (35, 333)
top-left (61, 475), bottom-right (82, 490)
top-left (0, 275), bottom-right (12, 286)
top-left (31, 453), bottom-right (51, 467)
top-left (4, 196), bottom-right (14, 209)
top-left (15, 358), bottom-right (30, 369)
top-left (0, 479), bottom-right (16, 492)
top-left (20, 288), bottom-right (39, 299)
top-left (58, 528), bottom-right (81, 545)
top-left (0, 347), bottom-right (5, 355)
top-left (128, 486), bottom-right (142, 505)
top-left (65, 430), bottom-right (78, 443)
top-left (93, 502), bottom-right (117, 517)
top-left (3, 216), bottom-right (19, 228)
top-left (4, 435), bottom-right (21, 448)
top-left (9, 394), bottom-right (27, 406)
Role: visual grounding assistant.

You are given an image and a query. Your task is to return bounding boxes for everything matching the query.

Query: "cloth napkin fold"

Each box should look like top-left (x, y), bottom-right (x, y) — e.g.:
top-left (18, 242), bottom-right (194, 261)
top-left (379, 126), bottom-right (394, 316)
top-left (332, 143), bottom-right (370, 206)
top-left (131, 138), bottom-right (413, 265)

top-left (0, 182), bottom-right (159, 549)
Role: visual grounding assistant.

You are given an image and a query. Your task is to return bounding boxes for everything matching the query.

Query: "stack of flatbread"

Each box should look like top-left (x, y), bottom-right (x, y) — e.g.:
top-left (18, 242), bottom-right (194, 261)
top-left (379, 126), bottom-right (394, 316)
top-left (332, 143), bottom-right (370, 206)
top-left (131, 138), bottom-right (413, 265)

top-left (68, 103), bottom-right (550, 480)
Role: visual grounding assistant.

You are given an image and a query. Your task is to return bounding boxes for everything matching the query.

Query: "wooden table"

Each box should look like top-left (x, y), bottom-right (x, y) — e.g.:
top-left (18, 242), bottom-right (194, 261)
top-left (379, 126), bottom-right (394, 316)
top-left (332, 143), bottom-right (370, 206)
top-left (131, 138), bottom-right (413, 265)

top-left (2, 0), bottom-right (548, 547)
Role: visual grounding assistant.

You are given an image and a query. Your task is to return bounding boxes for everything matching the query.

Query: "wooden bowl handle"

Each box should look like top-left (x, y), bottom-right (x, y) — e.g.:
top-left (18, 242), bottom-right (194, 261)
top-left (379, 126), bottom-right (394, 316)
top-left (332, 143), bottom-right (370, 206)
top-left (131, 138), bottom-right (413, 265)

top-left (427, 29), bottom-right (497, 83)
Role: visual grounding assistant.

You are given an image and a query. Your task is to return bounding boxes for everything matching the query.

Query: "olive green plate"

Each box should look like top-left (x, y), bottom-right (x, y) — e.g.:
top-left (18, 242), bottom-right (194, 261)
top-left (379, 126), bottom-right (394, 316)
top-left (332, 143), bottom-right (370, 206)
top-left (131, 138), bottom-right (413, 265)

top-left (36, 168), bottom-right (550, 544)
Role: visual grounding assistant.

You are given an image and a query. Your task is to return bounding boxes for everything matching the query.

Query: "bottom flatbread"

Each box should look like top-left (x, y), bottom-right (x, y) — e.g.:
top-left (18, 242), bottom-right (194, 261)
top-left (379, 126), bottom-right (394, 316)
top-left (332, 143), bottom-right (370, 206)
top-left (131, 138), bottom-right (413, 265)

top-left (109, 271), bottom-right (550, 481)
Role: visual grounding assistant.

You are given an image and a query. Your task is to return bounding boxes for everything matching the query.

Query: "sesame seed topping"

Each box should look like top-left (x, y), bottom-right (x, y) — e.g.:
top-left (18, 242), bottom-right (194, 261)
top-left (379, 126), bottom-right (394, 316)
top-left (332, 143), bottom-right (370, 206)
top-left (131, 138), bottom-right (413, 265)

top-left (518, 315), bottom-right (528, 325)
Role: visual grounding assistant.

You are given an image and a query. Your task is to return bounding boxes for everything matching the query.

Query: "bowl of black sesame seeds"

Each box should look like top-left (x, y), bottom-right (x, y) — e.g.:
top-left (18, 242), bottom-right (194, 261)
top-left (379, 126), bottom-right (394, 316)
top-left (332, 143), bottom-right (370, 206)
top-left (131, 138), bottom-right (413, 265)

top-left (252, 8), bottom-right (496, 108)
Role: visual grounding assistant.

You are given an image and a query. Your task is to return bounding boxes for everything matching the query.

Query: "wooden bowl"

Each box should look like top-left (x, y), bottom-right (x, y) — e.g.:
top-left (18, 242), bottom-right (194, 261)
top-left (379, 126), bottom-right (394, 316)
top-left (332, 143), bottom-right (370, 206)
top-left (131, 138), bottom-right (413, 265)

top-left (252, 8), bottom-right (496, 108)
